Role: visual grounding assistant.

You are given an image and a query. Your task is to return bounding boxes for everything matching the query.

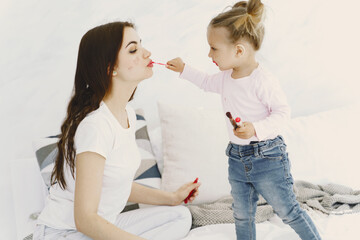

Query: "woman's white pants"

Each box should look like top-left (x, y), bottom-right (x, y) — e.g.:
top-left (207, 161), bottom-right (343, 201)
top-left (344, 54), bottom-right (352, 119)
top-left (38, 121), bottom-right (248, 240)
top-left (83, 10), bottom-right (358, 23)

top-left (33, 205), bottom-right (191, 240)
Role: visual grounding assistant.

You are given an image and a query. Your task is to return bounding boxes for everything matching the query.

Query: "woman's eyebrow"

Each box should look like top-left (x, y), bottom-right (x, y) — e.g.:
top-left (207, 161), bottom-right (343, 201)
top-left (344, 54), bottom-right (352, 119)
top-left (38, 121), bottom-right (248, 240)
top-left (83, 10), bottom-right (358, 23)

top-left (125, 39), bottom-right (142, 48)
top-left (126, 41), bottom-right (137, 48)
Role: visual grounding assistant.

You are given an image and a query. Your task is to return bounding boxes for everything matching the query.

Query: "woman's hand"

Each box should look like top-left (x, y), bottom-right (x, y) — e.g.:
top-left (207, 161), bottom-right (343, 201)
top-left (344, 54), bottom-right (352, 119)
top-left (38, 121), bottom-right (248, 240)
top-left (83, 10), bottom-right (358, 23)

top-left (233, 122), bottom-right (256, 139)
top-left (172, 180), bottom-right (201, 205)
top-left (166, 57), bottom-right (185, 73)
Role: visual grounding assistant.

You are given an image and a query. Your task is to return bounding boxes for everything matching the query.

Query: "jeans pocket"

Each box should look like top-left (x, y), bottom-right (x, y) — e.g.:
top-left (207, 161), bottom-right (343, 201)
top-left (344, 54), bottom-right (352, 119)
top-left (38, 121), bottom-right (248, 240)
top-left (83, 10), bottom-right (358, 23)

top-left (261, 146), bottom-right (284, 160)
top-left (225, 143), bottom-right (232, 157)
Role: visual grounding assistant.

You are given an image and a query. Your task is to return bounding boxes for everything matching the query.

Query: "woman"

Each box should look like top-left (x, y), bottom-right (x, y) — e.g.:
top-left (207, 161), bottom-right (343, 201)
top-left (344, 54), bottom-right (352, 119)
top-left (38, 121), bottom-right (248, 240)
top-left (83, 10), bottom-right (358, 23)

top-left (33, 21), bottom-right (200, 240)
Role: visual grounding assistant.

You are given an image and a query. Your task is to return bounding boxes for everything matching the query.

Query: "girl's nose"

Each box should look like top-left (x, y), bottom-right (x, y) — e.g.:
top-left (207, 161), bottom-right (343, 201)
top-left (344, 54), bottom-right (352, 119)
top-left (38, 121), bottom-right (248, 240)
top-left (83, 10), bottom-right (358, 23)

top-left (208, 50), bottom-right (211, 58)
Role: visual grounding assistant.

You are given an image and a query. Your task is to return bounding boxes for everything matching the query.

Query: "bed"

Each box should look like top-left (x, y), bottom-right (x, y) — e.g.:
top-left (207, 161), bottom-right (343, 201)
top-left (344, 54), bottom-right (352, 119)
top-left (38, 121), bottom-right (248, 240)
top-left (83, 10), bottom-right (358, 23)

top-left (11, 101), bottom-right (360, 240)
top-left (183, 213), bottom-right (360, 240)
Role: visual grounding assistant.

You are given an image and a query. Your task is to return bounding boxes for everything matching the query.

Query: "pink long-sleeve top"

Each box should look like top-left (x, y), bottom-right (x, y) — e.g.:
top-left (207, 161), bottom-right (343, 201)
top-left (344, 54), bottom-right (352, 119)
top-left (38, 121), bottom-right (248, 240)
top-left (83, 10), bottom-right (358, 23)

top-left (180, 64), bottom-right (291, 145)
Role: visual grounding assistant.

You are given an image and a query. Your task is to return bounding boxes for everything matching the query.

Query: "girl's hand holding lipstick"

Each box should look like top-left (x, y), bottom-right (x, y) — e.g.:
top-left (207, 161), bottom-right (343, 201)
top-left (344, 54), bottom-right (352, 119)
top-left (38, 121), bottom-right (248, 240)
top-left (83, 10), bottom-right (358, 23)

top-left (166, 57), bottom-right (185, 73)
top-left (226, 112), bottom-right (242, 130)
top-left (233, 122), bottom-right (256, 139)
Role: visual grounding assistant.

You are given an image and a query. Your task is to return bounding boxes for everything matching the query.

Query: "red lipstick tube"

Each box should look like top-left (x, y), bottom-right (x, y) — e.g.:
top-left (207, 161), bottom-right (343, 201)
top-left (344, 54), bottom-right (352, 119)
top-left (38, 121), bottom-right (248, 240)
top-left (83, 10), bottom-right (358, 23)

top-left (235, 117), bottom-right (243, 128)
top-left (226, 112), bottom-right (240, 130)
top-left (184, 178), bottom-right (198, 204)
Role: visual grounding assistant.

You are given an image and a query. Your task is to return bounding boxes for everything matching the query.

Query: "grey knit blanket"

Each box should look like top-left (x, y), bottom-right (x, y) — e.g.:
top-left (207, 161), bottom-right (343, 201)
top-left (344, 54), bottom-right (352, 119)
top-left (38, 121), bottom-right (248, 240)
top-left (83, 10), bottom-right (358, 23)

top-left (187, 180), bottom-right (360, 228)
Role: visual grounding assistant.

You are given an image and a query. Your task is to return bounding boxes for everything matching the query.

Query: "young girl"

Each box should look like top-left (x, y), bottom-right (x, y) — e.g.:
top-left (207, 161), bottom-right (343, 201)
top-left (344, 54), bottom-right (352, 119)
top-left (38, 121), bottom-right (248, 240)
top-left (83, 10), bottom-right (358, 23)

top-left (33, 21), bottom-right (200, 240)
top-left (166, 1), bottom-right (321, 239)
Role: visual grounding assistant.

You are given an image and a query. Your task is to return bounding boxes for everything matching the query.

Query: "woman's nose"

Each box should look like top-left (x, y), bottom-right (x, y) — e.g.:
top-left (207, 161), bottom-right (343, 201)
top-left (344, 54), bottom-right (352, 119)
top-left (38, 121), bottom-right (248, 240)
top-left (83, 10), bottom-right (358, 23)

top-left (208, 50), bottom-right (211, 58)
top-left (143, 48), bottom-right (151, 58)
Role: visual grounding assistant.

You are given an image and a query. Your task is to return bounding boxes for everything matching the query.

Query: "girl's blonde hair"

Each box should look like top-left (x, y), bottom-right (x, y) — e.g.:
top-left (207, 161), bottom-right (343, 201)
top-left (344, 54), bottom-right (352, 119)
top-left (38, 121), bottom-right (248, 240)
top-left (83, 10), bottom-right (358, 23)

top-left (210, 0), bottom-right (265, 50)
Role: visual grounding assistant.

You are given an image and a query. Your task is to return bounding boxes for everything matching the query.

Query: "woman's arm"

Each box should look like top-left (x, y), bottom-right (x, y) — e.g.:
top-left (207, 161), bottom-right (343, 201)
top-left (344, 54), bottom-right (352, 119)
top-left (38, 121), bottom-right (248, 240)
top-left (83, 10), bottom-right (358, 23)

top-left (128, 181), bottom-right (200, 206)
top-left (74, 152), bottom-right (145, 240)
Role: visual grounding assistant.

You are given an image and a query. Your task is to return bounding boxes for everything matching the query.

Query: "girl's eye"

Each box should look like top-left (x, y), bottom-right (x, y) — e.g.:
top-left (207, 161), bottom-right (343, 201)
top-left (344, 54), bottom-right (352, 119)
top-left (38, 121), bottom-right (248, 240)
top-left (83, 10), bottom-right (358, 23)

top-left (129, 49), bottom-right (137, 53)
top-left (211, 47), bottom-right (216, 51)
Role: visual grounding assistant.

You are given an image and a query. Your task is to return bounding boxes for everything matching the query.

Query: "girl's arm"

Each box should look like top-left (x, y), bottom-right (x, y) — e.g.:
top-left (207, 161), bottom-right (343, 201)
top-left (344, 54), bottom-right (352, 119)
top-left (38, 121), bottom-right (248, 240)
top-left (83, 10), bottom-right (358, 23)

top-left (166, 57), bottom-right (224, 94)
top-left (74, 152), bottom-right (145, 240)
top-left (128, 181), bottom-right (200, 206)
top-left (252, 76), bottom-right (291, 141)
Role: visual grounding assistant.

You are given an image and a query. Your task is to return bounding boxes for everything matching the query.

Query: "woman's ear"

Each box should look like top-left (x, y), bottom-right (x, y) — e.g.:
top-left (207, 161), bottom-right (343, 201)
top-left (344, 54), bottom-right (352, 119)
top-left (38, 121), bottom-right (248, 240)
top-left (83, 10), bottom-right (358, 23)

top-left (108, 65), bottom-right (118, 76)
top-left (235, 44), bottom-right (246, 57)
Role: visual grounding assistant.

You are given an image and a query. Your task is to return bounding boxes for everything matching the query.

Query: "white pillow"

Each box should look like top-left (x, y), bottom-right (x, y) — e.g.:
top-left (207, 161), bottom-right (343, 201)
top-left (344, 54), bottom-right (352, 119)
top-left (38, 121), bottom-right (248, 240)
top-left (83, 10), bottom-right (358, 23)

top-left (281, 103), bottom-right (360, 189)
top-left (147, 126), bottom-right (164, 175)
top-left (158, 101), bottom-right (231, 204)
top-left (10, 158), bottom-right (48, 240)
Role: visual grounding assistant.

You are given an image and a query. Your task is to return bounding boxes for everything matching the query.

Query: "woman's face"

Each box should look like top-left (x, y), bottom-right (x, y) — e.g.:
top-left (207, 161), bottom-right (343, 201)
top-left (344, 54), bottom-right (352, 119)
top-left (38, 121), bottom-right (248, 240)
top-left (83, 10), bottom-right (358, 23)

top-left (115, 27), bottom-right (153, 82)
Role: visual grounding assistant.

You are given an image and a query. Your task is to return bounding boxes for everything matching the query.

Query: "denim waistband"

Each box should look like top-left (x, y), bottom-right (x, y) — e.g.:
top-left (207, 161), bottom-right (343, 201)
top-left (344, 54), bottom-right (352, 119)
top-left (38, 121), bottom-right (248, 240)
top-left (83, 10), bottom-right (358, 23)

top-left (228, 135), bottom-right (285, 157)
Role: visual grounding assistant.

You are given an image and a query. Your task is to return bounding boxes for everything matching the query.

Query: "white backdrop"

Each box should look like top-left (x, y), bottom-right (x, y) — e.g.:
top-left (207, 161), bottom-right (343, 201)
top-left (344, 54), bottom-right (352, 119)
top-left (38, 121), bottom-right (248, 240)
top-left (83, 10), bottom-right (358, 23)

top-left (1, 0), bottom-right (360, 238)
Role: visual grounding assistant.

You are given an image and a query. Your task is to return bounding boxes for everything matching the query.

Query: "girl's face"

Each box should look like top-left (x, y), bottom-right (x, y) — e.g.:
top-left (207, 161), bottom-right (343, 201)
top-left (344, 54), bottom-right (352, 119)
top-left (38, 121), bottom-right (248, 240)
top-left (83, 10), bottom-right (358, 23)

top-left (115, 27), bottom-right (153, 82)
top-left (207, 26), bottom-right (238, 71)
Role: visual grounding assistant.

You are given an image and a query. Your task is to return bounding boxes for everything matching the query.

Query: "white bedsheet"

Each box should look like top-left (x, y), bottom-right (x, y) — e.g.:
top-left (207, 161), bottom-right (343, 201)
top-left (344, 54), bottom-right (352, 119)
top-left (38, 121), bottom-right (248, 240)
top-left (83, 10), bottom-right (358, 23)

top-left (183, 210), bottom-right (360, 240)
top-left (21, 209), bottom-right (360, 240)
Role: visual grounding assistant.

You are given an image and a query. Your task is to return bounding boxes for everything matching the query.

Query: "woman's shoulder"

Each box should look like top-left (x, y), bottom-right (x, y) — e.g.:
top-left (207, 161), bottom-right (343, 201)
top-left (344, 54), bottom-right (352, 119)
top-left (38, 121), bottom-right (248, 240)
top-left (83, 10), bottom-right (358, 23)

top-left (75, 105), bottom-right (115, 157)
top-left (78, 105), bottom-right (113, 132)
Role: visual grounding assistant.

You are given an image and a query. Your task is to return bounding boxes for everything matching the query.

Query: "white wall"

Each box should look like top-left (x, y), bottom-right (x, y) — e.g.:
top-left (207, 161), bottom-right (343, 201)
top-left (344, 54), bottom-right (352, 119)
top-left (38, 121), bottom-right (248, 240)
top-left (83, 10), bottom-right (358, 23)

top-left (1, 0), bottom-right (359, 238)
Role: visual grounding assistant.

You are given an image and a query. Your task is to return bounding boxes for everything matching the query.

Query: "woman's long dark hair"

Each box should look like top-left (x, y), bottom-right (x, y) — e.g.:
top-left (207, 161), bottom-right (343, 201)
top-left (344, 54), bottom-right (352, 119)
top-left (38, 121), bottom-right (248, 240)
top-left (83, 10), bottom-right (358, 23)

top-left (51, 21), bottom-right (134, 190)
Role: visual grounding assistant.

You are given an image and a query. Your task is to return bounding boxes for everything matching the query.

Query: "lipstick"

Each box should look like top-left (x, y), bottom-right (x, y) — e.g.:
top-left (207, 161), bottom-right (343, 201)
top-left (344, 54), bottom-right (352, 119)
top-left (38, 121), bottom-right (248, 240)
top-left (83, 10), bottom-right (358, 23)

top-left (235, 117), bottom-right (243, 128)
top-left (149, 61), bottom-right (166, 66)
top-left (152, 61), bottom-right (166, 66)
top-left (226, 112), bottom-right (240, 130)
top-left (184, 177), bottom-right (198, 204)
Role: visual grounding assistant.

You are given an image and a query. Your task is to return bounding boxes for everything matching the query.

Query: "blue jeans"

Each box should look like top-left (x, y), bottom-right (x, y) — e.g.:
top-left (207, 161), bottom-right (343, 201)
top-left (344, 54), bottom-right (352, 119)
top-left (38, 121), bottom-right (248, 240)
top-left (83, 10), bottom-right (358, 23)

top-left (226, 136), bottom-right (321, 240)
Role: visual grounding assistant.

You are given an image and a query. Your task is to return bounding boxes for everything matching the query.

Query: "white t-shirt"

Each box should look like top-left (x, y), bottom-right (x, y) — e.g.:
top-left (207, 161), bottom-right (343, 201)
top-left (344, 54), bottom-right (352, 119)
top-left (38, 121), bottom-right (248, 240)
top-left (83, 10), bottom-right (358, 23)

top-left (180, 64), bottom-right (291, 145)
top-left (37, 102), bottom-right (141, 229)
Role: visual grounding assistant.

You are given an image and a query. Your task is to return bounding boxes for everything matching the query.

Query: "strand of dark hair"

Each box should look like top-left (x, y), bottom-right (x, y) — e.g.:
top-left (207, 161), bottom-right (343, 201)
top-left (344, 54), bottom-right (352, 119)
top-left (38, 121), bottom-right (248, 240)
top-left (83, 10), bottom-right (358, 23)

top-left (50, 21), bottom-right (134, 190)
top-left (52, 87), bottom-right (100, 190)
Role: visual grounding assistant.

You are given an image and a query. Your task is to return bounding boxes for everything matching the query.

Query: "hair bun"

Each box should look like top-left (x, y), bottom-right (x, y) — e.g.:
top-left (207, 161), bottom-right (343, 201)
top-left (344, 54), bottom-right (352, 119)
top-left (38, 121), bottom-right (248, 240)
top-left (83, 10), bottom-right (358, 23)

top-left (210, 0), bottom-right (265, 50)
top-left (232, 1), bottom-right (247, 9)
top-left (246, 0), bottom-right (264, 24)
